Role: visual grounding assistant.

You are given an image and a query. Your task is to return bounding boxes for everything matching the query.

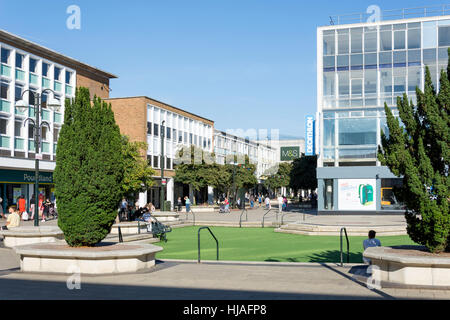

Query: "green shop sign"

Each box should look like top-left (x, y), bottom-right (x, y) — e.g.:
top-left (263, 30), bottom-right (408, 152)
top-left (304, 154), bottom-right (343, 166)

top-left (280, 146), bottom-right (300, 161)
top-left (0, 169), bottom-right (53, 184)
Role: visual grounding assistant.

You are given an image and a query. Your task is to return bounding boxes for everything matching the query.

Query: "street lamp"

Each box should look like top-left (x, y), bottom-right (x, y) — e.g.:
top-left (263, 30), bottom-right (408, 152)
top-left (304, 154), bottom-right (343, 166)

top-left (229, 161), bottom-right (239, 209)
top-left (15, 89), bottom-right (62, 227)
top-left (160, 120), bottom-right (165, 212)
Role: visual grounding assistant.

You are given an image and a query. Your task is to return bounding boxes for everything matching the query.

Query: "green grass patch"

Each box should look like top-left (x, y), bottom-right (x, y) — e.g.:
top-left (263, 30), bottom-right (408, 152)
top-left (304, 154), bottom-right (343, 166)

top-left (155, 226), bottom-right (416, 263)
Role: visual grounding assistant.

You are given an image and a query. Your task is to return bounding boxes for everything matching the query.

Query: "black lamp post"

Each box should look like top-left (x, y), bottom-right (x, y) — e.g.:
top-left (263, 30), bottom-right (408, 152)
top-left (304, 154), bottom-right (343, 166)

top-left (15, 89), bottom-right (61, 227)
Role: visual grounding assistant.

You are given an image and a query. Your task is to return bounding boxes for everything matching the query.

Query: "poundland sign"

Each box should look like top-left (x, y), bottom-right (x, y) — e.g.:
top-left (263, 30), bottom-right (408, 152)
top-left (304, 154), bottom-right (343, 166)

top-left (0, 169), bottom-right (53, 184)
top-left (305, 115), bottom-right (315, 156)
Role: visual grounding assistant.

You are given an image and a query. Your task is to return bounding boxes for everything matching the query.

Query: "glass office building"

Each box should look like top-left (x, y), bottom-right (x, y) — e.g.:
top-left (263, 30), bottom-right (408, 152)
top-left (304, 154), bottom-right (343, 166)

top-left (316, 14), bottom-right (450, 213)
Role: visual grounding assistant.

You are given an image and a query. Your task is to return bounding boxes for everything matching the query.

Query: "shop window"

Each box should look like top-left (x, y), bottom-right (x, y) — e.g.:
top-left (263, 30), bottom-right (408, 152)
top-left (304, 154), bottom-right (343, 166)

top-left (381, 178), bottom-right (404, 210)
top-left (324, 179), bottom-right (334, 210)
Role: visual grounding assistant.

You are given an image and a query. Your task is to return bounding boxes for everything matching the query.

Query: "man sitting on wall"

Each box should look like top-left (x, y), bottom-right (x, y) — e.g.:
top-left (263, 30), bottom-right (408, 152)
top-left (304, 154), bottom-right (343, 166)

top-left (363, 230), bottom-right (382, 264)
top-left (1, 206), bottom-right (21, 230)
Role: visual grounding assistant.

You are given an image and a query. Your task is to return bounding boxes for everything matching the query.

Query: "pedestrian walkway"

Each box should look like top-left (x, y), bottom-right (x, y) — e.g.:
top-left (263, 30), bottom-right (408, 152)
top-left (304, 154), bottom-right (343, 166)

top-left (0, 245), bottom-right (448, 299)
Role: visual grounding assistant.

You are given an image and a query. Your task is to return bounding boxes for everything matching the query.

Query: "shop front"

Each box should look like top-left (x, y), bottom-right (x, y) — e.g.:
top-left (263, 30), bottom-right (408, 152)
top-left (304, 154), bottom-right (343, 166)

top-left (317, 166), bottom-right (404, 215)
top-left (0, 169), bottom-right (54, 213)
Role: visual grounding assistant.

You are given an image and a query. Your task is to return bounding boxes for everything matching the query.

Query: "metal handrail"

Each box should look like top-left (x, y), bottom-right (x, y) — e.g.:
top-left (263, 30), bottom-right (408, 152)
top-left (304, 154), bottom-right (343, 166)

top-left (340, 227), bottom-right (350, 267)
top-left (239, 209), bottom-right (248, 228)
top-left (262, 208), bottom-right (279, 228)
top-left (198, 227), bottom-right (219, 263)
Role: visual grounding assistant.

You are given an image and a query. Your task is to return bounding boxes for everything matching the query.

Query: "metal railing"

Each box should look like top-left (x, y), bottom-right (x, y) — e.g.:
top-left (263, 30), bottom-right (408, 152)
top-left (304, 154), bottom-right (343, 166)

top-left (197, 227), bottom-right (219, 263)
top-left (239, 209), bottom-right (248, 228)
top-left (340, 227), bottom-right (350, 267)
top-left (262, 208), bottom-right (279, 228)
top-left (329, 4), bottom-right (450, 26)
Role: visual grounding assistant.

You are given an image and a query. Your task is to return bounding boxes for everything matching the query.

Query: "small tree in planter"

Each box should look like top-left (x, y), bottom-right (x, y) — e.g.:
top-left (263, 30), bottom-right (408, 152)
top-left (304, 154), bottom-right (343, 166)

top-left (378, 51), bottom-right (450, 253)
top-left (54, 87), bottom-right (124, 247)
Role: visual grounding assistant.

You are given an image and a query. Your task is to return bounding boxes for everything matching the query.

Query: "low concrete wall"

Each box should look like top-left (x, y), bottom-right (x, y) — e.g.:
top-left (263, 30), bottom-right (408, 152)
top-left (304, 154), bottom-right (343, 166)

top-left (364, 246), bottom-right (450, 288)
top-left (14, 242), bottom-right (163, 275)
top-left (0, 226), bottom-right (65, 248)
top-left (111, 222), bottom-right (148, 235)
top-left (152, 212), bottom-right (180, 222)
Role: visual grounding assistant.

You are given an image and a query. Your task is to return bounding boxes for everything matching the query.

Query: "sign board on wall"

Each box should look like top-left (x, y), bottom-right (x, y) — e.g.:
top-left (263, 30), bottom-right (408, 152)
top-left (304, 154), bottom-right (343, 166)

top-left (280, 146), bottom-right (300, 161)
top-left (305, 115), bottom-right (315, 156)
top-left (338, 179), bottom-right (376, 211)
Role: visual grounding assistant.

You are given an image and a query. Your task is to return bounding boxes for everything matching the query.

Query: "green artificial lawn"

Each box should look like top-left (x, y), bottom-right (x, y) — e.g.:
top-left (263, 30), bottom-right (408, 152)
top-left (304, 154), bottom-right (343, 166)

top-left (155, 226), bottom-right (416, 263)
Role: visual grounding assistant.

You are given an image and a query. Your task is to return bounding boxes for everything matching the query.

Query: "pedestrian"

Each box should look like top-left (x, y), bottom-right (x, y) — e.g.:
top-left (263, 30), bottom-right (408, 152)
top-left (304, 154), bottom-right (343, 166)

top-left (29, 194), bottom-right (35, 220)
top-left (277, 194), bottom-right (283, 213)
top-left (258, 194), bottom-right (262, 207)
top-left (363, 230), bottom-right (382, 264)
top-left (250, 194), bottom-right (254, 208)
top-left (18, 195), bottom-right (26, 218)
top-left (283, 196), bottom-right (288, 211)
top-left (38, 194), bottom-right (44, 220)
top-left (184, 196), bottom-right (191, 213)
top-left (177, 197), bottom-right (182, 212)
top-left (42, 198), bottom-right (51, 222)
top-left (265, 195), bottom-right (270, 209)
top-left (224, 197), bottom-right (230, 213)
top-left (1, 206), bottom-right (20, 230)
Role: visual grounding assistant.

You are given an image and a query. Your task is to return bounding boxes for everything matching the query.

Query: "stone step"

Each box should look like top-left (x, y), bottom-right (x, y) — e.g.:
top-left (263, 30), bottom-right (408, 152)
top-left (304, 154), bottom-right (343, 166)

top-left (275, 223), bottom-right (407, 236)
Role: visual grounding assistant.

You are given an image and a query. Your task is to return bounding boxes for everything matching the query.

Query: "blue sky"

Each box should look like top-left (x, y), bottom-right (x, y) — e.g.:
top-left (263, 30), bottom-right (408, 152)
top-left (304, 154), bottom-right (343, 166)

top-left (0, 0), bottom-right (442, 139)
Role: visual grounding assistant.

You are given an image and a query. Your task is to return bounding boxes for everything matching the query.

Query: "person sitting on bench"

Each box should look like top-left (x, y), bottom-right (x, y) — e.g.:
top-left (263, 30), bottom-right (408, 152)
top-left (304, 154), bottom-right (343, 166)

top-left (1, 206), bottom-right (21, 230)
top-left (363, 230), bottom-right (381, 264)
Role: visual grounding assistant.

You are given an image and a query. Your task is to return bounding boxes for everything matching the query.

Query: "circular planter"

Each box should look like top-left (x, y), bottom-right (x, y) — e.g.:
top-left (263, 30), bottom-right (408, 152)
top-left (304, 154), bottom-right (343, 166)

top-left (363, 245), bottom-right (450, 288)
top-left (13, 242), bottom-right (163, 275)
top-left (0, 226), bottom-right (65, 248)
top-left (110, 222), bottom-right (148, 235)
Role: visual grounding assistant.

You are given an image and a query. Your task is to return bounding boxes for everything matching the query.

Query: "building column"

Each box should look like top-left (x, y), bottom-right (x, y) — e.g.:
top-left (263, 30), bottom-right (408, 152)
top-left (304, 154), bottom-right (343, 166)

top-left (207, 186), bottom-right (214, 205)
top-left (138, 190), bottom-right (147, 208)
top-left (167, 178), bottom-right (174, 211)
top-left (189, 184), bottom-right (194, 205)
top-left (317, 179), bottom-right (324, 211)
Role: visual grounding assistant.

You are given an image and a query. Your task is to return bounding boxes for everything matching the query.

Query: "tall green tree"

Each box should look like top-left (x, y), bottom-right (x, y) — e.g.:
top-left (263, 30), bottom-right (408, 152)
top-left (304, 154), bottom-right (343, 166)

top-left (121, 135), bottom-right (155, 199)
top-left (264, 162), bottom-right (292, 193)
top-left (289, 155), bottom-right (317, 193)
top-left (378, 51), bottom-right (450, 253)
top-left (54, 88), bottom-right (124, 247)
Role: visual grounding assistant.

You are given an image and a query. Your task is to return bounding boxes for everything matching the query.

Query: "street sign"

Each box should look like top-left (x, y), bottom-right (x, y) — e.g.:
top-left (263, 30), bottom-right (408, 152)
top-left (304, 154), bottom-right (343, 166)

top-left (161, 179), bottom-right (167, 185)
top-left (35, 153), bottom-right (43, 160)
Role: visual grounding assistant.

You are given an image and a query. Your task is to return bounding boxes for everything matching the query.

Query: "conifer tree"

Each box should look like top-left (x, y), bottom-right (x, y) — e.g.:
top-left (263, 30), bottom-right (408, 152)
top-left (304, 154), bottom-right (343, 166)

top-left (54, 88), bottom-right (124, 247)
top-left (378, 50), bottom-right (450, 253)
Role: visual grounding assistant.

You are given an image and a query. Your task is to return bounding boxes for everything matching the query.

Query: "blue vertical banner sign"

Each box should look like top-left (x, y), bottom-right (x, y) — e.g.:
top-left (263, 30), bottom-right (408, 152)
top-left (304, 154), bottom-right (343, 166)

top-left (305, 115), bottom-right (315, 156)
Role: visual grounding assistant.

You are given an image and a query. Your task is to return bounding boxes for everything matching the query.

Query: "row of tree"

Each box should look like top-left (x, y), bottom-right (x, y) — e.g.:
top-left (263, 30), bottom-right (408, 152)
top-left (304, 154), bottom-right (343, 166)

top-left (264, 155), bottom-right (317, 196)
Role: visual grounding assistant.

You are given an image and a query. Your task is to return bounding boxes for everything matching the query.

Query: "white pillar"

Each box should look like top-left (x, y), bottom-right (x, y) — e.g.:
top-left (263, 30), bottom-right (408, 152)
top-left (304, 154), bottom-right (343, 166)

top-left (138, 190), bottom-right (147, 208)
top-left (207, 186), bottom-right (214, 205)
top-left (189, 184), bottom-right (194, 205)
top-left (167, 178), bottom-right (174, 211)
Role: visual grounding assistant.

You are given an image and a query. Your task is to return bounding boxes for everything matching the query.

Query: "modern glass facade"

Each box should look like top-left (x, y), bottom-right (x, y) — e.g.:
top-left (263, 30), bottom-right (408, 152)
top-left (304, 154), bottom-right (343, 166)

top-left (316, 15), bottom-right (450, 213)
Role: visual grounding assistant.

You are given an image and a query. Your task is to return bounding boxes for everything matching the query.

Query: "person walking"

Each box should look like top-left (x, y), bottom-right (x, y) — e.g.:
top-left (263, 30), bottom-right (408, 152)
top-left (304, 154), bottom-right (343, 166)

top-left (29, 194), bottom-right (35, 220)
top-left (42, 198), bottom-right (51, 222)
top-left (277, 194), bottom-right (283, 214)
top-left (283, 196), bottom-right (288, 211)
top-left (18, 195), bottom-right (26, 219)
top-left (224, 197), bottom-right (230, 213)
top-left (258, 194), bottom-right (262, 208)
top-left (250, 194), bottom-right (254, 208)
top-left (184, 196), bottom-right (191, 213)
top-left (177, 197), bottom-right (182, 212)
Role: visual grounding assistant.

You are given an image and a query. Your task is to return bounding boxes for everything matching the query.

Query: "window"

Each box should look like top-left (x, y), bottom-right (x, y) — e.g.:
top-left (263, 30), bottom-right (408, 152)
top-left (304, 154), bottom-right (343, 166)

top-left (166, 127), bottom-right (171, 139)
top-left (323, 56), bottom-right (335, 69)
top-left (393, 51), bottom-right (406, 66)
top-left (15, 85), bottom-right (23, 102)
top-left (338, 72), bottom-right (349, 96)
top-left (423, 48), bottom-right (436, 65)
top-left (0, 118), bottom-right (8, 135)
top-left (42, 63), bottom-right (50, 77)
top-left (172, 128), bottom-right (176, 142)
top-left (323, 73), bottom-right (335, 96)
top-left (15, 121), bottom-right (22, 137)
top-left (364, 69), bottom-right (377, 95)
top-left (350, 54), bottom-right (363, 69)
top-left (28, 124), bottom-right (34, 139)
top-left (408, 50), bottom-right (421, 65)
top-left (323, 30), bottom-right (335, 55)
top-left (178, 131), bottom-right (183, 143)
top-left (41, 92), bottom-right (49, 109)
top-left (54, 67), bottom-right (62, 81)
top-left (337, 55), bottom-right (349, 69)
top-left (15, 53), bottom-right (24, 69)
top-left (408, 67), bottom-right (421, 92)
top-left (394, 31), bottom-right (406, 50)
top-left (53, 128), bottom-right (60, 143)
top-left (29, 58), bottom-right (38, 73)
top-left (153, 156), bottom-right (159, 168)
top-left (379, 52), bottom-right (392, 67)
top-left (147, 155), bottom-right (152, 167)
top-left (438, 26), bottom-right (450, 47)
top-left (1, 48), bottom-right (10, 64)
top-left (351, 78), bottom-right (362, 97)
top-left (65, 71), bottom-right (72, 85)
top-left (408, 28), bottom-right (421, 49)
top-left (381, 69), bottom-right (393, 94)
top-left (364, 30), bottom-right (377, 52)
top-left (364, 53), bottom-right (377, 67)
top-left (423, 22), bottom-right (437, 49)
top-left (323, 118), bottom-right (335, 147)
top-left (393, 68), bottom-right (406, 93)
top-left (147, 122), bottom-right (152, 134)
top-left (184, 132), bottom-right (187, 143)
top-left (166, 158), bottom-right (171, 170)
top-left (1, 82), bottom-right (9, 100)
top-left (338, 118), bottom-right (377, 145)
top-left (41, 126), bottom-right (49, 141)
top-left (338, 29), bottom-right (349, 54)
top-left (189, 133), bottom-right (193, 144)
top-left (351, 28), bottom-right (363, 53)
top-left (153, 123), bottom-right (159, 136)
top-left (380, 30), bottom-right (392, 51)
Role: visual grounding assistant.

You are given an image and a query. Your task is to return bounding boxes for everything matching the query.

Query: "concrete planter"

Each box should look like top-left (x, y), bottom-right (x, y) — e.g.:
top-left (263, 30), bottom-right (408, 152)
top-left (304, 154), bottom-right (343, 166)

top-left (0, 226), bottom-right (65, 248)
top-left (152, 212), bottom-right (180, 222)
top-left (364, 246), bottom-right (450, 288)
top-left (111, 222), bottom-right (148, 235)
top-left (14, 242), bottom-right (163, 275)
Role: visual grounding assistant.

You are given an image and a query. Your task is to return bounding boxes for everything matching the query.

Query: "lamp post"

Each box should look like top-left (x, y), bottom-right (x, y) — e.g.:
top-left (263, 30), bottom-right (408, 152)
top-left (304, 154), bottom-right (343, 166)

top-left (15, 89), bottom-right (61, 227)
top-left (229, 161), bottom-right (239, 209)
top-left (160, 120), bottom-right (165, 211)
